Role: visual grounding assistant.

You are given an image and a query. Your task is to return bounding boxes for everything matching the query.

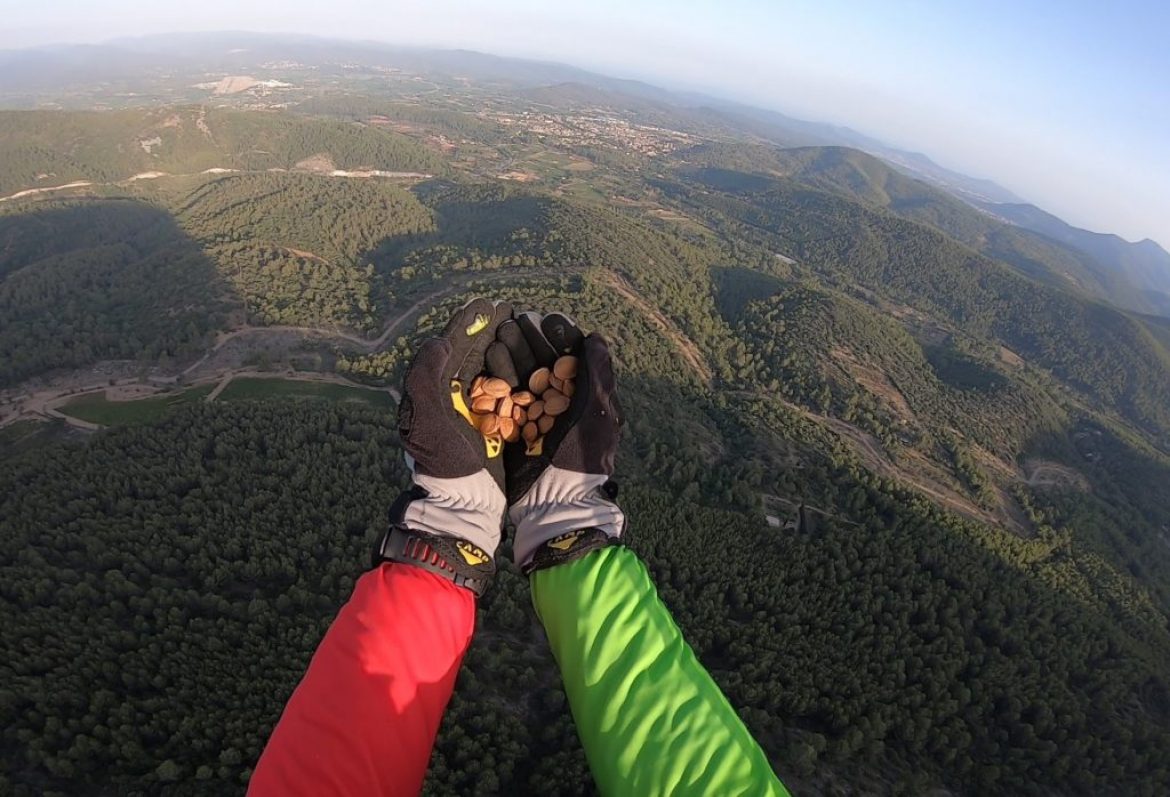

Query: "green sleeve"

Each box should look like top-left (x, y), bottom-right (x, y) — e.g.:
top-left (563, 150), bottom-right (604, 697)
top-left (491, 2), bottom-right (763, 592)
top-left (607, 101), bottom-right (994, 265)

top-left (531, 545), bottom-right (789, 797)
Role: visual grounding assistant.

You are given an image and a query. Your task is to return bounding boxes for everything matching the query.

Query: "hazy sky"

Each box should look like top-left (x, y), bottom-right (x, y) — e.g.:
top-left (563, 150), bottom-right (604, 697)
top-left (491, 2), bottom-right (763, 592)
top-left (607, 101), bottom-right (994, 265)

top-left (3, 0), bottom-right (1167, 246)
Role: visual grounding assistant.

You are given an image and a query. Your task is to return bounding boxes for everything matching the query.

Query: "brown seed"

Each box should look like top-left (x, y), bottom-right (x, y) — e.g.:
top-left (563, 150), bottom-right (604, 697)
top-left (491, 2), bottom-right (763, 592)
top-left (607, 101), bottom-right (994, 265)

top-left (544, 391), bottom-right (570, 416)
top-left (548, 375), bottom-right (564, 393)
top-left (499, 417), bottom-right (518, 442)
top-left (522, 421), bottom-right (539, 443)
top-left (472, 395), bottom-right (498, 414)
top-left (537, 414), bottom-right (555, 434)
top-left (529, 367), bottom-right (551, 395)
top-left (553, 355), bottom-right (578, 380)
top-left (511, 390), bottom-right (535, 407)
top-left (512, 406), bottom-right (526, 424)
top-left (561, 378), bottom-right (575, 397)
top-left (527, 400), bottom-right (544, 420)
top-left (498, 395), bottom-right (514, 419)
top-left (480, 414), bottom-right (501, 436)
top-left (470, 375), bottom-right (487, 398)
top-left (483, 377), bottom-right (511, 398)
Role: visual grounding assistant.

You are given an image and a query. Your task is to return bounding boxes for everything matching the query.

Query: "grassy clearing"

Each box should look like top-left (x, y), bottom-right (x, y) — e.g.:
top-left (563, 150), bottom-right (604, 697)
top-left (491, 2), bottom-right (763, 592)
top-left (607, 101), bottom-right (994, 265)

top-left (59, 384), bottom-right (215, 425)
top-left (559, 180), bottom-right (607, 203)
top-left (216, 377), bottom-right (396, 408)
top-left (0, 419), bottom-right (73, 456)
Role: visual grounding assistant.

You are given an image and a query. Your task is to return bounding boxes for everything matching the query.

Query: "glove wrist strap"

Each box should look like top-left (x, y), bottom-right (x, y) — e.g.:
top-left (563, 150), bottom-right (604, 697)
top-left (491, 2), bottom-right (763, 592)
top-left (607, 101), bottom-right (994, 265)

top-left (373, 525), bottom-right (496, 597)
top-left (522, 528), bottom-right (621, 575)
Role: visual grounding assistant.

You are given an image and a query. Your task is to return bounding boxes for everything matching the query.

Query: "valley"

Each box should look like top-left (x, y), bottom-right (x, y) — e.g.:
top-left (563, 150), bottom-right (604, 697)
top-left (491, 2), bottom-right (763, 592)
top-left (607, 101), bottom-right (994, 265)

top-left (2, 37), bottom-right (1169, 796)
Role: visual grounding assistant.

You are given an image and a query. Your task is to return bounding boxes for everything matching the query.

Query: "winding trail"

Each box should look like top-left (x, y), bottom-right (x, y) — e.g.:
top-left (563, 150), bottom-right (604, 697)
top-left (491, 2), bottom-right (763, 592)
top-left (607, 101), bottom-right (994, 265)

top-left (0, 164), bottom-right (433, 205)
top-left (602, 270), bottom-right (712, 384)
top-left (4, 268), bottom-right (575, 430)
top-left (181, 282), bottom-right (456, 377)
top-left (0, 181), bottom-right (94, 203)
top-left (2, 265), bottom-right (711, 435)
top-left (728, 388), bottom-right (1032, 537)
top-left (206, 373), bottom-right (235, 402)
top-left (182, 267), bottom-right (589, 377)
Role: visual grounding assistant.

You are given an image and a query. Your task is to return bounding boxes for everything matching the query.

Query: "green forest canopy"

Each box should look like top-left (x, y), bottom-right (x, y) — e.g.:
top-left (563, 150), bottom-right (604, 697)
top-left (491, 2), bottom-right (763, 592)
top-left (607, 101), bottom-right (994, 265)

top-left (3, 102), bottom-right (1170, 795)
top-left (2, 400), bottom-right (1168, 795)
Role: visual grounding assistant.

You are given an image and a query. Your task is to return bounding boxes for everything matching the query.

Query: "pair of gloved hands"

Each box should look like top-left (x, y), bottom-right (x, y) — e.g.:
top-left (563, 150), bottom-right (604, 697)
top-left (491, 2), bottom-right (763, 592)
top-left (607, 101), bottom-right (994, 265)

top-left (389, 298), bottom-right (624, 586)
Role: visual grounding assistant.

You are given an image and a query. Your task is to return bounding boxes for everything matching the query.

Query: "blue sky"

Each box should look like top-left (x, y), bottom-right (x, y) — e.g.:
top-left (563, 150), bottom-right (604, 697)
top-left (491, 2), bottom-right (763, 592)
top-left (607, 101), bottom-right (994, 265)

top-left (3, 0), bottom-right (1167, 246)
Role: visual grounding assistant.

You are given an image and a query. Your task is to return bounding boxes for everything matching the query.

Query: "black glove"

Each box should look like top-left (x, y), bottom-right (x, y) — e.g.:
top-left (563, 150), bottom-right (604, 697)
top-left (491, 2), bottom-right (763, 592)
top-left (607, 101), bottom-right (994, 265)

top-left (384, 299), bottom-right (513, 587)
top-left (492, 311), bottom-right (625, 572)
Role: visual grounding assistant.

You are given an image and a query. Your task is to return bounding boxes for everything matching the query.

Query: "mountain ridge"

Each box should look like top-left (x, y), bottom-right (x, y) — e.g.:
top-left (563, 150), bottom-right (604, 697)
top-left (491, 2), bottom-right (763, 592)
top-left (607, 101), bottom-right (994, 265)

top-left (0, 32), bottom-right (1062, 236)
top-left (674, 142), bottom-right (1170, 318)
top-left (5, 73), bottom-right (1170, 793)
top-left (978, 200), bottom-right (1170, 308)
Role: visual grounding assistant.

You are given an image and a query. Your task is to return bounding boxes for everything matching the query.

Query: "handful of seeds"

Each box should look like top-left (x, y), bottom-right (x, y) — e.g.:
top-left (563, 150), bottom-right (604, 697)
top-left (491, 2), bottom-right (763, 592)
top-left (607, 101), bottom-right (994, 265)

top-left (467, 355), bottom-right (578, 446)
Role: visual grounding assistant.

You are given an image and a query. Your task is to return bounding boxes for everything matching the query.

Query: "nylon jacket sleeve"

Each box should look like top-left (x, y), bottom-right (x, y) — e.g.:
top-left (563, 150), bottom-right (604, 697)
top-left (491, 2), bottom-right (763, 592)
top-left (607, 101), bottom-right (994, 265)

top-left (249, 563), bottom-right (475, 796)
top-left (531, 545), bottom-right (788, 797)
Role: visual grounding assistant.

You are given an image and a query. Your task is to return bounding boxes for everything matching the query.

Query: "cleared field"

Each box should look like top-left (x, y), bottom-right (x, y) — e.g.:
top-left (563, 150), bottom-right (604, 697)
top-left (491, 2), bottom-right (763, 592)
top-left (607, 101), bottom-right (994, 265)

top-left (0, 419), bottom-right (73, 455)
top-left (558, 180), bottom-right (607, 202)
top-left (59, 385), bottom-right (215, 425)
top-left (216, 377), bottom-right (395, 408)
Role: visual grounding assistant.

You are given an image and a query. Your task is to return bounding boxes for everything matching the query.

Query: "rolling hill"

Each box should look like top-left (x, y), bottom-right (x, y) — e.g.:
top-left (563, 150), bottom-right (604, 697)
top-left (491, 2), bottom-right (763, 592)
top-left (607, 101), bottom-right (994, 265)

top-left (3, 81), bottom-right (1170, 796)
top-left (980, 200), bottom-right (1170, 314)
top-left (671, 143), bottom-right (1168, 318)
top-left (661, 159), bottom-right (1170, 443)
top-left (0, 199), bottom-right (226, 385)
top-left (0, 106), bottom-right (446, 197)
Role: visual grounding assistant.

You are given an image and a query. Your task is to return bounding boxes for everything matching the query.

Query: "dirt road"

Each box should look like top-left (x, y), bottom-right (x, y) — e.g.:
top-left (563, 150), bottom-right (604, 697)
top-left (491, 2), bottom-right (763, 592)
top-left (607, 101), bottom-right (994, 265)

top-left (727, 387), bottom-right (1031, 537)
top-left (0, 164), bottom-right (430, 206)
top-left (0, 181), bottom-right (94, 203)
top-left (602, 270), bottom-right (713, 384)
top-left (183, 267), bottom-right (591, 378)
top-left (2, 271), bottom-right (551, 429)
top-left (2, 264), bottom-right (709, 435)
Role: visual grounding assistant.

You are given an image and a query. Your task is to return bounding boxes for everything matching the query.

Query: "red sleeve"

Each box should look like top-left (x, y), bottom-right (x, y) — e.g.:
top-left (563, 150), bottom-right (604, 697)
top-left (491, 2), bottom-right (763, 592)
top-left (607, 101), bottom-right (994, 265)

top-left (248, 564), bottom-right (476, 796)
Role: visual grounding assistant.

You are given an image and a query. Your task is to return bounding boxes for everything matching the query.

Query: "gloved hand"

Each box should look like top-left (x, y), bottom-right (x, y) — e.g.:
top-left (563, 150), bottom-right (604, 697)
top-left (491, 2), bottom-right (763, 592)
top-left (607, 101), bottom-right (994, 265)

top-left (491, 310), bottom-right (625, 573)
top-left (381, 298), bottom-right (513, 593)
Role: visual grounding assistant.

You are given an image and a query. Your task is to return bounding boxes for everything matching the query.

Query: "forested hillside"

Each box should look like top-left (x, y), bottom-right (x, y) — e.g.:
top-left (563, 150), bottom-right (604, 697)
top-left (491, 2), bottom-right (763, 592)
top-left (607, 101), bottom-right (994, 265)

top-left (657, 170), bottom-right (1170, 443)
top-left (0, 199), bottom-right (226, 385)
top-left (0, 107), bottom-right (446, 195)
top-left (171, 172), bottom-right (436, 330)
top-left (733, 285), bottom-right (1064, 455)
top-left (3, 393), bottom-right (1169, 794)
top-left (673, 143), bottom-right (1165, 317)
top-left (3, 95), bottom-right (1170, 796)
top-left (980, 200), bottom-right (1170, 314)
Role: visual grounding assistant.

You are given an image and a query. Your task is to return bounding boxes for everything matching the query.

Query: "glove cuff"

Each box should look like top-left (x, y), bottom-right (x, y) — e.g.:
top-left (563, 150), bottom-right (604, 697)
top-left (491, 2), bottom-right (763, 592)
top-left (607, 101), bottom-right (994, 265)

top-left (398, 468), bottom-right (506, 557)
top-left (521, 528), bottom-right (620, 575)
top-left (372, 525), bottom-right (496, 596)
top-left (509, 466), bottom-right (625, 569)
